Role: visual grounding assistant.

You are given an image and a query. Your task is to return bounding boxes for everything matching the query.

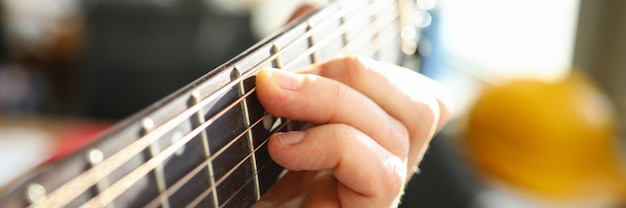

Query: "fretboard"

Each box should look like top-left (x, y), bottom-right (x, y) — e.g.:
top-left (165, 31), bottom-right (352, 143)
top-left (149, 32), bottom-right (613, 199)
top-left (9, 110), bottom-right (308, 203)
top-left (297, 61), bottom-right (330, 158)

top-left (0, 0), bottom-right (419, 207)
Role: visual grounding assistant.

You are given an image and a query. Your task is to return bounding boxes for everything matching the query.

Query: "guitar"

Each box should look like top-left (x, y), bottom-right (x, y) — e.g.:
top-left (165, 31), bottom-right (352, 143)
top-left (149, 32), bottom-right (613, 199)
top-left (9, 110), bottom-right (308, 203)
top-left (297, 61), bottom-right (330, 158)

top-left (0, 0), bottom-right (420, 207)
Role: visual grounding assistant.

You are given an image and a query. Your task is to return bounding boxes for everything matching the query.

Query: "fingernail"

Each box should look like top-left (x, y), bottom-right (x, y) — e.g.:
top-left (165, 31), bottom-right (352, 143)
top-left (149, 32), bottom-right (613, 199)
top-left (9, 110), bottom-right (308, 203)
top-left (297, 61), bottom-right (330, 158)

top-left (268, 68), bottom-right (302, 91)
top-left (277, 131), bottom-right (305, 146)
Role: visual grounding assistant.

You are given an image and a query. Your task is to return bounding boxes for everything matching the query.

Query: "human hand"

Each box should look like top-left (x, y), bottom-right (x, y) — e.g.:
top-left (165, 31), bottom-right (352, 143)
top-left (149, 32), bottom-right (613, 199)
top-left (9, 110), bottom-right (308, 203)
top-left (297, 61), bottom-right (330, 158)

top-left (252, 56), bottom-right (452, 207)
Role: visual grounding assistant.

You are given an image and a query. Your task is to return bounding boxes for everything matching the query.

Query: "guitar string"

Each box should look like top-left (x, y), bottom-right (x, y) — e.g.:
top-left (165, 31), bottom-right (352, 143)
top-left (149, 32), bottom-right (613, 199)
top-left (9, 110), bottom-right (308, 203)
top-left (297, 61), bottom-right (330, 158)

top-left (29, 0), bottom-right (400, 207)
top-left (153, 3), bottom-right (403, 208)
top-left (86, 0), bottom-right (400, 207)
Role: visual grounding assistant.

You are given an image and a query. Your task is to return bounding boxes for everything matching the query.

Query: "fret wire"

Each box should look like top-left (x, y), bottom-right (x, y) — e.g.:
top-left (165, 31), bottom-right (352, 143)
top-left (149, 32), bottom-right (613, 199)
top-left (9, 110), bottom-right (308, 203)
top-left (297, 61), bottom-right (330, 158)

top-left (145, 135), bottom-right (170, 208)
top-left (216, 158), bottom-right (278, 206)
top-left (271, 44), bottom-right (283, 68)
top-left (235, 69), bottom-right (262, 201)
top-left (189, 155), bottom-right (282, 208)
top-left (30, 1), bottom-right (399, 207)
top-left (339, 11), bottom-right (350, 51)
top-left (85, 149), bottom-right (114, 208)
top-left (188, 93), bottom-right (220, 207)
top-left (306, 24), bottom-right (320, 64)
top-left (141, 111), bottom-right (268, 208)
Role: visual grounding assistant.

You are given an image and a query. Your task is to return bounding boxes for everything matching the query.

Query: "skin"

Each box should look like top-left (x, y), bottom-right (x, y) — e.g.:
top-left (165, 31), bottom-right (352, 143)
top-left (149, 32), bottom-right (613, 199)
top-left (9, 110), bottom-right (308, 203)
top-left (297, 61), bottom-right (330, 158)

top-left (252, 56), bottom-right (452, 207)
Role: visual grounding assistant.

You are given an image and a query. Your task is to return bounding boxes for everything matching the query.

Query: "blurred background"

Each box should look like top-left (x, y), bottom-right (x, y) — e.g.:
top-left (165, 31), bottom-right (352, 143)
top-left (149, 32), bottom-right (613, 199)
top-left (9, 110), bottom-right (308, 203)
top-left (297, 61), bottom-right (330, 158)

top-left (0, 0), bottom-right (624, 207)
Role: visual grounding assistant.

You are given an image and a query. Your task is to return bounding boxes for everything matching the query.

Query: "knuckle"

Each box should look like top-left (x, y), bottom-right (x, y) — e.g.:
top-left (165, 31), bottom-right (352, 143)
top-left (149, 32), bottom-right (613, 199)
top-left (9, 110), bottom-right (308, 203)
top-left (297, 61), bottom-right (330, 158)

top-left (331, 124), bottom-right (356, 143)
top-left (327, 83), bottom-right (350, 122)
top-left (385, 117), bottom-right (411, 157)
top-left (415, 95), bottom-right (440, 122)
top-left (416, 97), bottom-right (440, 137)
top-left (398, 123), bottom-right (410, 143)
top-left (342, 56), bottom-right (368, 84)
top-left (330, 82), bottom-right (349, 101)
top-left (396, 122), bottom-right (411, 156)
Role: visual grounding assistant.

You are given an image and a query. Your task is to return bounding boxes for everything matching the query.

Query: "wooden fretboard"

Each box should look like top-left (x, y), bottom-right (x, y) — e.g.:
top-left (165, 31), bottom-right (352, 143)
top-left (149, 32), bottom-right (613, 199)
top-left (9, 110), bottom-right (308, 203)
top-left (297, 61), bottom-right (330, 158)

top-left (0, 0), bottom-right (419, 207)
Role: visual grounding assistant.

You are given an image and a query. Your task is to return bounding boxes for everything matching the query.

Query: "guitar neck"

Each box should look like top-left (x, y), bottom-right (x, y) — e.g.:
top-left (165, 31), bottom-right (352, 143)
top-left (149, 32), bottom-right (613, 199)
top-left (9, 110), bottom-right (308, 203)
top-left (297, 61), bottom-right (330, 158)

top-left (0, 0), bottom-right (418, 207)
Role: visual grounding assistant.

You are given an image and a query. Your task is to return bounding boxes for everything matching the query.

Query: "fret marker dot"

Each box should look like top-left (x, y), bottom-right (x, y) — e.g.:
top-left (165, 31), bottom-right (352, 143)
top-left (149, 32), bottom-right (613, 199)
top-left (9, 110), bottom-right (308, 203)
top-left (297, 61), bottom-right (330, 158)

top-left (26, 183), bottom-right (45, 203)
top-left (171, 131), bottom-right (185, 156)
top-left (88, 149), bottom-right (104, 164)
top-left (142, 118), bottom-right (154, 130)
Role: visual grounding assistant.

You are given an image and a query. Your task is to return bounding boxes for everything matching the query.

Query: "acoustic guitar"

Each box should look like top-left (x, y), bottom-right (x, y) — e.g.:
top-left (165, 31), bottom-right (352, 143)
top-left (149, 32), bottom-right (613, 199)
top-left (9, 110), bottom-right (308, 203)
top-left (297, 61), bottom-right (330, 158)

top-left (0, 0), bottom-right (422, 207)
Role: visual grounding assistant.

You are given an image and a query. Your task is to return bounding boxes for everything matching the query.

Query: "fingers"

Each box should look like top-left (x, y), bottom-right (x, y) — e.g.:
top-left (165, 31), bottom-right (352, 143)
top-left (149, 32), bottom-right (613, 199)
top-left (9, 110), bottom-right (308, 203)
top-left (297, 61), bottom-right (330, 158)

top-left (255, 68), bottom-right (410, 159)
top-left (299, 56), bottom-right (453, 175)
top-left (268, 124), bottom-right (406, 207)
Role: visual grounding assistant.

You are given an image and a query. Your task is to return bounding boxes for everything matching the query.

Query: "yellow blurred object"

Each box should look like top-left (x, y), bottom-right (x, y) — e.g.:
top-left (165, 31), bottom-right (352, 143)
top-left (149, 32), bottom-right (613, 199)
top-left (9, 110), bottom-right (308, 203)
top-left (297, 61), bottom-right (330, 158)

top-left (463, 72), bottom-right (626, 204)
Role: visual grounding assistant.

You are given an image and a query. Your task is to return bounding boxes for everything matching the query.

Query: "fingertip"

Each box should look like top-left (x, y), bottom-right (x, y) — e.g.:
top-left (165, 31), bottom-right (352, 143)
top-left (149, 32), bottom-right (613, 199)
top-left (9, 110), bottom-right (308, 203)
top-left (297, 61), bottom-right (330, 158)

top-left (266, 133), bottom-right (285, 165)
top-left (437, 96), bottom-right (453, 130)
top-left (257, 68), bottom-right (305, 90)
top-left (430, 82), bottom-right (454, 132)
top-left (256, 68), bottom-right (293, 117)
top-left (255, 68), bottom-right (275, 92)
top-left (266, 132), bottom-right (315, 174)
